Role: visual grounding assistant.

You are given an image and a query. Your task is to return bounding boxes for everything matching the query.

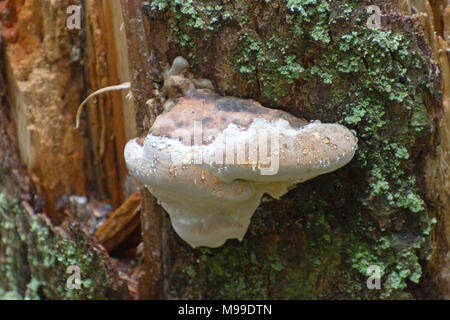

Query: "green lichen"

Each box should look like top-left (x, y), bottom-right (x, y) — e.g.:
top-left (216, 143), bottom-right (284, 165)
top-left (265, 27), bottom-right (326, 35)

top-left (322, 23), bottom-right (433, 297)
top-left (0, 192), bottom-right (126, 300)
top-left (196, 241), bottom-right (270, 299)
top-left (147, 0), bottom-right (439, 299)
top-left (233, 32), bottom-right (307, 100)
top-left (151, 0), bottom-right (233, 62)
top-left (3, 0), bottom-right (440, 300)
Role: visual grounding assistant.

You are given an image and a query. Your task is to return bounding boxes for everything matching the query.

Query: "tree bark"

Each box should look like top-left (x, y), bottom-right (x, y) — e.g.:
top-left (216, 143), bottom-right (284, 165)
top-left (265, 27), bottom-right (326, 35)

top-left (121, 0), bottom-right (449, 299)
top-left (0, 0), bottom-right (449, 300)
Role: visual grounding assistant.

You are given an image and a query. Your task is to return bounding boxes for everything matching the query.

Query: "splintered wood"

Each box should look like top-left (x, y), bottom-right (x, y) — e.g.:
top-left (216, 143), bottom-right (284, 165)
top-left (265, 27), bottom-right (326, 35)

top-left (95, 191), bottom-right (141, 253)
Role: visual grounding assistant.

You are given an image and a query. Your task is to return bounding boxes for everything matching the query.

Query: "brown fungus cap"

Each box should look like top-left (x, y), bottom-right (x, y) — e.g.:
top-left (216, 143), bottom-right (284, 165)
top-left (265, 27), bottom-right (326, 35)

top-left (125, 89), bottom-right (358, 248)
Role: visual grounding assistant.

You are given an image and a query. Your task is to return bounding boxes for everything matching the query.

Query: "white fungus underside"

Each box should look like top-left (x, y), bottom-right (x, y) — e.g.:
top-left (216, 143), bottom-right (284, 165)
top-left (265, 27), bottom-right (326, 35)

top-left (124, 118), bottom-right (357, 248)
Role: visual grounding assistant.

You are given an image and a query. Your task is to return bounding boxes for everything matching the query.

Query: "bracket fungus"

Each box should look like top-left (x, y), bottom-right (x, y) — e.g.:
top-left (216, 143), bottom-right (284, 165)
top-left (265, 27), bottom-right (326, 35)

top-left (75, 57), bottom-right (358, 248)
top-left (124, 57), bottom-right (359, 248)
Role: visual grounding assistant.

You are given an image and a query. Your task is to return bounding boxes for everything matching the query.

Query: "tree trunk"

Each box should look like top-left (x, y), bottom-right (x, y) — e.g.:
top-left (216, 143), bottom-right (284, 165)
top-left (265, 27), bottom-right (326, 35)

top-left (0, 0), bottom-right (131, 299)
top-left (0, 0), bottom-right (449, 300)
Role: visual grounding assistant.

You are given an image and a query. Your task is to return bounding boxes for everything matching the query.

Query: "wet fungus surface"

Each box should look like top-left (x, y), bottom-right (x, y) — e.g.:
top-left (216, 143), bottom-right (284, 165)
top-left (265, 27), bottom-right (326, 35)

top-left (124, 57), bottom-right (358, 248)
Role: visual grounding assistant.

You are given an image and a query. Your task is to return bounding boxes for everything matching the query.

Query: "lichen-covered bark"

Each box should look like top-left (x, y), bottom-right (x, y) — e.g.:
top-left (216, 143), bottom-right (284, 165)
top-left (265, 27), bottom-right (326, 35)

top-left (0, 195), bottom-right (130, 299)
top-left (127, 0), bottom-right (443, 299)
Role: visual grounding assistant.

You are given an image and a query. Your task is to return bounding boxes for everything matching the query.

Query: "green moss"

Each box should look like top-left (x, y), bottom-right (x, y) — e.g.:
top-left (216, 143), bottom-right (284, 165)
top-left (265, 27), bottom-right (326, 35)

top-left (323, 20), bottom-right (433, 297)
top-left (0, 289), bottom-right (22, 300)
top-left (232, 32), bottom-right (306, 101)
top-left (0, 193), bottom-right (125, 300)
top-left (196, 242), bottom-right (269, 299)
top-left (150, 0), bottom-right (233, 62)
top-left (289, 4), bottom-right (434, 298)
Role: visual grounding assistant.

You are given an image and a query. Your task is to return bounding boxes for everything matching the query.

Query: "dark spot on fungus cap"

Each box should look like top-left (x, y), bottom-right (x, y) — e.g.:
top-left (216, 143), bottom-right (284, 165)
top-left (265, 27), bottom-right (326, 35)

top-left (216, 96), bottom-right (265, 113)
top-left (202, 117), bottom-right (213, 127)
top-left (150, 89), bottom-right (309, 144)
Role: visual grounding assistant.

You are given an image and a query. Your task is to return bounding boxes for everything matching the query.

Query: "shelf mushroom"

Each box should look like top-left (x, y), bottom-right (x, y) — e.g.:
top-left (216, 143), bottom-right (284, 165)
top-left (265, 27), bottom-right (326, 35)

top-left (125, 89), bottom-right (358, 248)
top-left (75, 56), bottom-right (358, 248)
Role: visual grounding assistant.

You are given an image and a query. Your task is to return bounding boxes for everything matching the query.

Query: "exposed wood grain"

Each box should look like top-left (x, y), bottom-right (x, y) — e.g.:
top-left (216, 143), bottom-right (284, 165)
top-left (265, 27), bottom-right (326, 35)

top-left (95, 191), bottom-right (141, 253)
top-left (84, 0), bottom-right (128, 208)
